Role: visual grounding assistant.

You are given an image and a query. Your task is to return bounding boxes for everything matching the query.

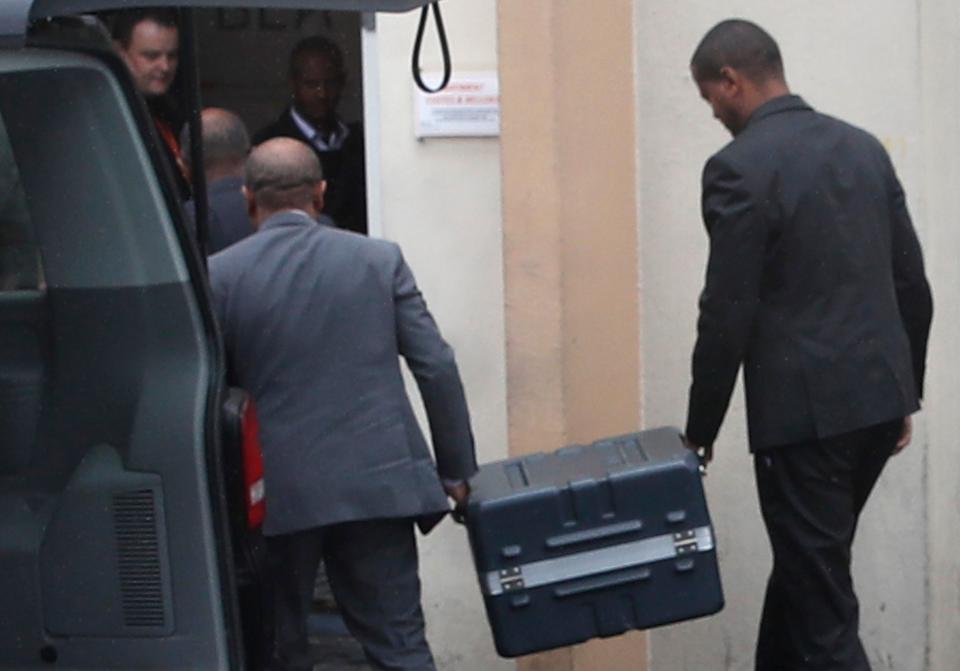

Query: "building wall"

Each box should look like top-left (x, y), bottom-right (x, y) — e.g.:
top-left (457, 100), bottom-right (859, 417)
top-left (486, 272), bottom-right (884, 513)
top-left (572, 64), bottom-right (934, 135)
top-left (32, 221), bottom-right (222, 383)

top-left (373, 4), bottom-right (510, 669)
top-left (916, 1), bottom-right (960, 668)
top-left (635, 2), bottom-right (960, 669)
top-left (369, 1), bottom-right (960, 669)
top-left (497, 2), bottom-right (644, 670)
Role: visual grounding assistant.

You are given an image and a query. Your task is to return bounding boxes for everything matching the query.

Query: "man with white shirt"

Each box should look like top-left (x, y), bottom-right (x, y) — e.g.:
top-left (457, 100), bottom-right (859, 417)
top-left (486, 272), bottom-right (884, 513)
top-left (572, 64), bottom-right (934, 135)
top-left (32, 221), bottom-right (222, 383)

top-left (253, 36), bottom-right (367, 234)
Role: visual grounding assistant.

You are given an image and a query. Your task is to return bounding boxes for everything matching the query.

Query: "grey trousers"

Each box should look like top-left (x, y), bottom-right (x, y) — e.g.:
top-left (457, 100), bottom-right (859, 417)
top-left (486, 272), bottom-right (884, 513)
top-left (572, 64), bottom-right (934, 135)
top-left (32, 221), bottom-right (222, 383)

top-left (266, 518), bottom-right (436, 671)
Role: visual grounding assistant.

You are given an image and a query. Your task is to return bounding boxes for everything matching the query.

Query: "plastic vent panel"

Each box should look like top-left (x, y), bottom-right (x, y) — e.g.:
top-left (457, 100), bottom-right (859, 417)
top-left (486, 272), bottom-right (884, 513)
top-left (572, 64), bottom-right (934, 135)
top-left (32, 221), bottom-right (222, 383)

top-left (113, 489), bottom-right (166, 629)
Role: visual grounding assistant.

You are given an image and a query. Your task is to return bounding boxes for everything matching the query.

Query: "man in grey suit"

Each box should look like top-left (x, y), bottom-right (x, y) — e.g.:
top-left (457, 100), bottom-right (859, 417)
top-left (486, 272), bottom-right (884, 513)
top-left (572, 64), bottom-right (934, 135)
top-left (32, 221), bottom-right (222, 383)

top-left (208, 138), bottom-right (477, 671)
top-left (182, 108), bottom-right (255, 254)
top-left (684, 20), bottom-right (932, 670)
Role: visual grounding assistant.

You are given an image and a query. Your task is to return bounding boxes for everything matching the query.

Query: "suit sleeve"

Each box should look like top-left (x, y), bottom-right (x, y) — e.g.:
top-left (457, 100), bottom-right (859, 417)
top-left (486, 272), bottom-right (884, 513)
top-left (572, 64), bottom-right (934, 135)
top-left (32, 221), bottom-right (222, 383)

top-left (392, 246), bottom-right (478, 481)
top-left (207, 258), bottom-right (229, 336)
top-left (886, 161), bottom-right (933, 399)
top-left (685, 155), bottom-right (766, 447)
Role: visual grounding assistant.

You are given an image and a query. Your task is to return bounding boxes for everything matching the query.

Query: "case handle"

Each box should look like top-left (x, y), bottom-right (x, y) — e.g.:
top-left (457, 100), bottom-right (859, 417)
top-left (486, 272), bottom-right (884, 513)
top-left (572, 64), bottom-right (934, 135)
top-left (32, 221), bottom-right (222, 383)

top-left (545, 519), bottom-right (643, 549)
top-left (553, 566), bottom-right (651, 598)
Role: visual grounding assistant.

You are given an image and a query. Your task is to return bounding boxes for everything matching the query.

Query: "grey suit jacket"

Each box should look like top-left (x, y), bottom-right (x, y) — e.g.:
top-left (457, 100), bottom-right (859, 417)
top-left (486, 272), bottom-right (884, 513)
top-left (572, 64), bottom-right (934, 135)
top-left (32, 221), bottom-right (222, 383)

top-left (686, 95), bottom-right (933, 450)
top-left (205, 176), bottom-right (254, 254)
top-left (185, 176), bottom-right (254, 255)
top-left (209, 211), bottom-right (477, 535)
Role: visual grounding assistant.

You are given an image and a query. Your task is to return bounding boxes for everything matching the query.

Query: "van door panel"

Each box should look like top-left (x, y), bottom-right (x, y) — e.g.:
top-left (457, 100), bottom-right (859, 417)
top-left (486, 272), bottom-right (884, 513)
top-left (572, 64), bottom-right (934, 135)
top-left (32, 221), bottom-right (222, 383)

top-left (0, 291), bottom-right (46, 474)
top-left (0, 51), bottom-right (230, 670)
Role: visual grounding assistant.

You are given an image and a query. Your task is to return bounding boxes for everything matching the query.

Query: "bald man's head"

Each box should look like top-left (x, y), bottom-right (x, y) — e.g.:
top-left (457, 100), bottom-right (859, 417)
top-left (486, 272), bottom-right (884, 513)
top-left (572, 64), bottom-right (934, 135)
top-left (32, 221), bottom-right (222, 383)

top-left (244, 138), bottom-right (326, 223)
top-left (181, 107), bottom-right (250, 183)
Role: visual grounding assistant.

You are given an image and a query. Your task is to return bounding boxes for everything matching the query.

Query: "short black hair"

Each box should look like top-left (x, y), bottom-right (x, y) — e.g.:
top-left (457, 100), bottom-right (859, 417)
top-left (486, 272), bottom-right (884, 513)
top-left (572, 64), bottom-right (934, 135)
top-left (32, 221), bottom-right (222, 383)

top-left (691, 19), bottom-right (783, 83)
top-left (289, 36), bottom-right (345, 80)
top-left (110, 8), bottom-right (178, 49)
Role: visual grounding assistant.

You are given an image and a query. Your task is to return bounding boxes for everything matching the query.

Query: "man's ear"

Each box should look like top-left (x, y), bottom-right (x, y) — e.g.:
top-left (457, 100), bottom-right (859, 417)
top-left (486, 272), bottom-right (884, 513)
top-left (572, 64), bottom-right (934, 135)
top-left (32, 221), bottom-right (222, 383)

top-left (243, 185), bottom-right (259, 224)
top-left (717, 66), bottom-right (742, 94)
top-left (114, 41), bottom-right (130, 63)
top-left (312, 180), bottom-right (327, 213)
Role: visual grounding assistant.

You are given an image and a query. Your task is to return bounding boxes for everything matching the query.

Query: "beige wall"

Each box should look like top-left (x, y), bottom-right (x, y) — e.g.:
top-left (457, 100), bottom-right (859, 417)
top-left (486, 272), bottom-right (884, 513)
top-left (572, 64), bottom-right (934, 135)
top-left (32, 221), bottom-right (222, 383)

top-left (498, 2), bottom-right (645, 670)
top-left (373, 3), bottom-right (509, 669)
top-left (377, 1), bottom-right (646, 668)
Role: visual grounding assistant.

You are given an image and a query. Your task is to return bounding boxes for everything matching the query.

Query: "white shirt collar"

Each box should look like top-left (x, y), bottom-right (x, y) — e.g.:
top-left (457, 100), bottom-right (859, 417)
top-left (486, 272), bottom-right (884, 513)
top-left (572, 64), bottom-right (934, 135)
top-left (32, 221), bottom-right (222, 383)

top-left (289, 107), bottom-right (350, 151)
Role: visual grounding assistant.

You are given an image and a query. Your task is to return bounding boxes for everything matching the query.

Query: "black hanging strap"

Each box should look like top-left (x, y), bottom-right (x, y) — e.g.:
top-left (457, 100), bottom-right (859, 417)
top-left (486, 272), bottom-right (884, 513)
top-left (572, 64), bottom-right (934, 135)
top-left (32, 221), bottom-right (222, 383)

top-left (412, 2), bottom-right (452, 93)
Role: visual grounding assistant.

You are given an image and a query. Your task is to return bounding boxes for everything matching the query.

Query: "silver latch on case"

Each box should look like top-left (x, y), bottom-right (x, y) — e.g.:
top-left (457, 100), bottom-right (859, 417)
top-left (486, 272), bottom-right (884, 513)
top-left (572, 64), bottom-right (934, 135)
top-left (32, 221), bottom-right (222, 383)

top-left (499, 566), bottom-right (525, 592)
top-left (673, 529), bottom-right (699, 555)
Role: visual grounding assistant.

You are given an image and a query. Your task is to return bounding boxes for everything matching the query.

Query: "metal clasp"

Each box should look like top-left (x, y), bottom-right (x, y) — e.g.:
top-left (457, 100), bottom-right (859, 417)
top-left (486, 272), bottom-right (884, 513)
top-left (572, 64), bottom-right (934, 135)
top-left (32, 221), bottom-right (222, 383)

top-left (673, 529), bottom-right (699, 555)
top-left (498, 566), bottom-right (525, 592)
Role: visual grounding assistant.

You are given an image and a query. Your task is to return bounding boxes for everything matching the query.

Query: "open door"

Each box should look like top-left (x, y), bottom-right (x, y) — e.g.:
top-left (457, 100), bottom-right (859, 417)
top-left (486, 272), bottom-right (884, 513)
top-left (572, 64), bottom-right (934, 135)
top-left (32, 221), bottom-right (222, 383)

top-left (0, 46), bottom-right (232, 670)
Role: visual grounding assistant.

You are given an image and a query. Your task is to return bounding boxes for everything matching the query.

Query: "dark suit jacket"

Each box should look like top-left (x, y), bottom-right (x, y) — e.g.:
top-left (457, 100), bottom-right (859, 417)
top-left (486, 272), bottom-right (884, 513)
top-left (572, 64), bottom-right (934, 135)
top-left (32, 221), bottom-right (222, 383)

top-left (686, 95), bottom-right (933, 450)
top-left (185, 176), bottom-right (254, 255)
top-left (253, 109), bottom-right (368, 235)
top-left (208, 211), bottom-right (477, 535)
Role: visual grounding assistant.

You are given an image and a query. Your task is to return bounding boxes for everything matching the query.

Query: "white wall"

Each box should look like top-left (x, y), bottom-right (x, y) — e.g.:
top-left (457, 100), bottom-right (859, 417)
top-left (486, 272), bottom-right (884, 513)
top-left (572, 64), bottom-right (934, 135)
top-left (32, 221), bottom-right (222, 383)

top-left (372, 3), bottom-right (510, 669)
top-left (917, 1), bottom-right (960, 668)
top-left (635, 2), bottom-right (958, 669)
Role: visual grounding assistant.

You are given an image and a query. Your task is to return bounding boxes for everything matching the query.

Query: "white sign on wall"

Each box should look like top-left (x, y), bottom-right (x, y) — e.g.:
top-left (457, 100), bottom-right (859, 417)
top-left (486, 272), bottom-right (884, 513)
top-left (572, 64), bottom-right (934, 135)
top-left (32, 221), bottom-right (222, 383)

top-left (414, 72), bottom-right (500, 138)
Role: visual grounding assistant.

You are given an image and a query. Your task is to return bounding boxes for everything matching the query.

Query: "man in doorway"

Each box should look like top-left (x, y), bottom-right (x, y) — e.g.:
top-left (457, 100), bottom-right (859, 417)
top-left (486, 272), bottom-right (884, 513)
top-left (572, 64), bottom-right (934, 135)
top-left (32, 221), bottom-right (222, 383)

top-left (112, 8), bottom-right (190, 198)
top-left (254, 36), bottom-right (367, 234)
top-left (209, 138), bottom-right (475, 671)
top-left (684, 19), bottom-right (932, 670)
top-left (181, 108), bottom-right (254, 254)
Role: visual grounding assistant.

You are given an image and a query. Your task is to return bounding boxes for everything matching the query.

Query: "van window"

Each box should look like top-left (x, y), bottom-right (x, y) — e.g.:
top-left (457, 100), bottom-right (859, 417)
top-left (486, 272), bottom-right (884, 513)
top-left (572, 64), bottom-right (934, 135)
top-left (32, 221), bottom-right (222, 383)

top-left (0, 115), bottom-right (42, 291)
top-left (0, 110), bottom-right (44, 478)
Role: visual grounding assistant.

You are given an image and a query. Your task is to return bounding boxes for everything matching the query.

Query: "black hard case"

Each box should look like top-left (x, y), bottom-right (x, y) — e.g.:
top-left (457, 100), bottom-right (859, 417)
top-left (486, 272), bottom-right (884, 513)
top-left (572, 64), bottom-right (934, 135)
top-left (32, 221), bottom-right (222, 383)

top-left (465, 427), bottom-right (723, 657)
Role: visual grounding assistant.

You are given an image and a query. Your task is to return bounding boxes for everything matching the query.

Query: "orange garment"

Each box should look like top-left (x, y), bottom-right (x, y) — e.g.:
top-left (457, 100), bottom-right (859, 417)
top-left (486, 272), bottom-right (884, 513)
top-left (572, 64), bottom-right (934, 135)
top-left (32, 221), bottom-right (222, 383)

top-left (154, 115), bottom-right (189, 183)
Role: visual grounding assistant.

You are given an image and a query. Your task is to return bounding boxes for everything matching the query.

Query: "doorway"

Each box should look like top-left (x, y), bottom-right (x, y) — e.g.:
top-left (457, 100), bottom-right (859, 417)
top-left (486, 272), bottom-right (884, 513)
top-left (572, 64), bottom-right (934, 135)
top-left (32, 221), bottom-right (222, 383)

top-left (195, 8), bottom-right (371, 235)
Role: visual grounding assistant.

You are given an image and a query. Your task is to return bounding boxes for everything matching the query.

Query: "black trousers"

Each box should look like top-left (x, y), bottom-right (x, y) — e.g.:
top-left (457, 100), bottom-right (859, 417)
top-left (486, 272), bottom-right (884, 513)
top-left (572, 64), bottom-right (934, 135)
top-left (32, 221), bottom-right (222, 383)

top-left (753, 419), bottom-right (901, 671)
top-left (265, 518), bottom-right (435, 671)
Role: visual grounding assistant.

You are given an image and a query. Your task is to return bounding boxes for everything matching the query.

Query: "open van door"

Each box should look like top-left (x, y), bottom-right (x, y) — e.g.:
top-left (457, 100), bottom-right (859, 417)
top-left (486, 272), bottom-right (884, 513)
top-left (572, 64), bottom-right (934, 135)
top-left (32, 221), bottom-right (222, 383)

top-left (0, 1), bottom-right (434, 670)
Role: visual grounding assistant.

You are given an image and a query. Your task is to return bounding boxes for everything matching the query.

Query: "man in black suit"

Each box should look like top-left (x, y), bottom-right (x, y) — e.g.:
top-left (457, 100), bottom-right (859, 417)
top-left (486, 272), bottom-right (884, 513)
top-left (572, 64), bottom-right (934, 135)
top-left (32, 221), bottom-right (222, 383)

top-left (112, 8), bottom-right (191, 200)
top-left (254, 36), bottom-right (367, 235)
top-left (684, 19), bottom-right (932, 670)
top-left (181, 108), bottom-right (254, 254)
